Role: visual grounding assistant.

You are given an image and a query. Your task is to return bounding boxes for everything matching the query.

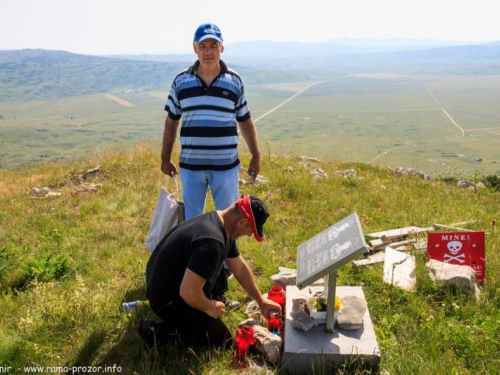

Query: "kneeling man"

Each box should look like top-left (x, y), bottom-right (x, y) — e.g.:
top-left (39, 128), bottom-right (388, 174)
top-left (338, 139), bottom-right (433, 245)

top-left (141, 195), bottom-right (281, 348)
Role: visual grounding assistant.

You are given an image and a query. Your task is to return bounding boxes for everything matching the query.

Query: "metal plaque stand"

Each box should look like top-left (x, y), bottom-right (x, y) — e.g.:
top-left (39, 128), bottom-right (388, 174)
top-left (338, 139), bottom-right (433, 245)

top-left (324, 270), bottom-right (337, 333)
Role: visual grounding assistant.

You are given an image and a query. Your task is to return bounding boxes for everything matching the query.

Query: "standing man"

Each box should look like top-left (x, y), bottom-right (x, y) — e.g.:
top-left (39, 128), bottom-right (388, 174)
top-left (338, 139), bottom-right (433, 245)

top-left (161, 23), bottom-right (261, 220)
top-left (141, 195), bottom-right (281, 349)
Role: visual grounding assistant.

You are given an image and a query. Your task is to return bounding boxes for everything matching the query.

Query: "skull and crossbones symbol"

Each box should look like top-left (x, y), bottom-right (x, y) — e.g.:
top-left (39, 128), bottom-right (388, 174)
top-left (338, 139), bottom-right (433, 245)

top-left (443, 241), bottom-right (466, 263)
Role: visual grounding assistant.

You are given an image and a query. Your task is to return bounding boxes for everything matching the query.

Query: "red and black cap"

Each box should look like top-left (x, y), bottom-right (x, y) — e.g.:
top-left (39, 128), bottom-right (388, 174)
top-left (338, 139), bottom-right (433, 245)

top-left (236, 195), bottom-right (270, 242)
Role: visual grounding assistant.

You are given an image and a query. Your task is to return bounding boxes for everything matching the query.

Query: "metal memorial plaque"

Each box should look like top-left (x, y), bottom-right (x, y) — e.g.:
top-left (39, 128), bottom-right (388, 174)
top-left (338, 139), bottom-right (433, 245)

top-left (296, 212), bottom-right (369, 289)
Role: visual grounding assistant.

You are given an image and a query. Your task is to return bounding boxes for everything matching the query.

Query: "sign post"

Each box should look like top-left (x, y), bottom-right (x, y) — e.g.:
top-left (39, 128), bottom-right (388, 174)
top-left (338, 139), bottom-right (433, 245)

top-left (296, 212), bottom-right (369, 333)
top-left (324, 271), bottom-right (337, 333)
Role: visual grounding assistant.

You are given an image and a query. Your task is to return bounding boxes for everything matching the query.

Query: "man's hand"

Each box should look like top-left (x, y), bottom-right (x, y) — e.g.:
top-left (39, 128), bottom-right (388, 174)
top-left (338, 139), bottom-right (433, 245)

top-left (206, 300), bottom-right (226, 319)
top-left (258, 296), bottom-right (282, 318)
top-left (248, 155), bottom-right (261, 181)
top-left (161, 159), bottom-right (178, 177)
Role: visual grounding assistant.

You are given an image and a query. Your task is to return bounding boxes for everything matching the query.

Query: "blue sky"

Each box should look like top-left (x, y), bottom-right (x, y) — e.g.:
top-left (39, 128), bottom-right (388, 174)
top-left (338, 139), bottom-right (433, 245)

top-left (1, 0), bottom-right (499, 54)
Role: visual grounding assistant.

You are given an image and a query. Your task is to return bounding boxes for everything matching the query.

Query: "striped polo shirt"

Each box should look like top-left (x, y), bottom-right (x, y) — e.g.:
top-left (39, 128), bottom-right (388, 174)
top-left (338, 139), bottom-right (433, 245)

top-left (165, 60), bottom-right (251, 171)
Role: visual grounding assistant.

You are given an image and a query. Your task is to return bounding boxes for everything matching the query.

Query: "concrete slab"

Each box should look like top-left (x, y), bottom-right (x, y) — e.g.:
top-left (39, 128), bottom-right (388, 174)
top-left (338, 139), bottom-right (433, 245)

top-left (281, 286), bottom-right (380, 374)
top-left (383, 246), bottom-right (416, 292)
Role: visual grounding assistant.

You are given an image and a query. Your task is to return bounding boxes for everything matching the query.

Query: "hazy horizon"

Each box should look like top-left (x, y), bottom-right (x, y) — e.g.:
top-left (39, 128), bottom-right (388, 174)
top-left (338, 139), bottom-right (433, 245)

top-left (1, 0), bottom-right (500, 55)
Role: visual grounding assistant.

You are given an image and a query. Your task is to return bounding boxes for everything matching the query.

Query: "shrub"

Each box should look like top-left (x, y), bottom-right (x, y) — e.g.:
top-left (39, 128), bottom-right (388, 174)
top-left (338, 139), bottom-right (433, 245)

top-left (485, 174), bottom-right (500, 192)
top-left (21, 254), bottom-right (73, 284)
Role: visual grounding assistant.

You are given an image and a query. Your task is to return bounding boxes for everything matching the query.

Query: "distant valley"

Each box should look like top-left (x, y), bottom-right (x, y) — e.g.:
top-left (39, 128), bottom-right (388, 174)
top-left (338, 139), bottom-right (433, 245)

top-left (1, 40), bottom-right (500, 176)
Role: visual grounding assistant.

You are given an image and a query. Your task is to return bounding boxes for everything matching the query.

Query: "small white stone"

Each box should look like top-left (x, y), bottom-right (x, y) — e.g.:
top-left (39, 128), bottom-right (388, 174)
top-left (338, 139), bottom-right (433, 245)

top-left (336, 296), bottom-right (367, 330)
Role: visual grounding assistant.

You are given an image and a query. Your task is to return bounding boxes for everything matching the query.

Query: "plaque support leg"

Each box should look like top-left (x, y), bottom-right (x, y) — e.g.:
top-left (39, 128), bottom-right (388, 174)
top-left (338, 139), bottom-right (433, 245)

top-left (325, 270), bottom-right (337, 333)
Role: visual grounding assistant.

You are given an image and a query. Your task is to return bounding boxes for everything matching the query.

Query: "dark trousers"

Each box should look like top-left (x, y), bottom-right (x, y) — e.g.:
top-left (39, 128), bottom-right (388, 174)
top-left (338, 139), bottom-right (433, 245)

top-left (151, 269), bottom-right (232, 349)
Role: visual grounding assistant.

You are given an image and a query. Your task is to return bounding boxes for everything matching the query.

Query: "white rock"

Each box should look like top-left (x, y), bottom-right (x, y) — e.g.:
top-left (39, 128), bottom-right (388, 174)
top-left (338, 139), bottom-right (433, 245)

top-left (252, 325), bottom-right (283, 364)
top-left (457, 180), bottom-right (475, 189)
top-left (336, 296), bottom-right (367, 330)
top-left (284, 166), bottom-right (295, 173)
top-left (335, 169), bottom-right (356, 178)
top-left (476, 182), bottom-right (486, 189)
top-left (383, 247), bottom-right (416, 292)
top-left (394, 167), bottom-right (431, 180)
top-left (310, 168), bottom-right (327, 178)
top-left (270, 267), bottom-right (297, 287)
top-left (298, 155), bottom-right (320, 162)
top-left (28, 188), bottom-right (41, 197)
top-left (254, 175), bottom-right (269, 184)
top-left (426, 259), bottom-right (477, 294)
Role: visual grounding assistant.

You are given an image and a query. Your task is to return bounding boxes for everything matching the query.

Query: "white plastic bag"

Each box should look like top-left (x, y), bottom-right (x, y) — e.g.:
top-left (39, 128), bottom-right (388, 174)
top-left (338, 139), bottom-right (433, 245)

top-left (145, 177), bottom-right (184, 252)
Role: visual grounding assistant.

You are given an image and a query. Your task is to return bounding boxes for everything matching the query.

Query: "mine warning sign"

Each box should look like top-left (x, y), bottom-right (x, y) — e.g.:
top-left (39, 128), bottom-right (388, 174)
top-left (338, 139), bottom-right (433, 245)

top-left (427, 231), bottom-right (485, 283)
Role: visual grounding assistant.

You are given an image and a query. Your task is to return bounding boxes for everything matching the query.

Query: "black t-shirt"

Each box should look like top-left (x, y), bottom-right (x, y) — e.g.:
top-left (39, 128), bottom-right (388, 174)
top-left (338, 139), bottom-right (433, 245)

top-left (146, 211), bottom-right (239, 310)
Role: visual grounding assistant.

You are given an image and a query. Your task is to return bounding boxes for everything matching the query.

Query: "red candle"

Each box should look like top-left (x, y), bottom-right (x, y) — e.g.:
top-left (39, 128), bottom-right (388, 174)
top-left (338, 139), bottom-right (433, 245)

top-left (268, 286), bottom-right (286, 313)
top-left (234, 326), bottom-right (256, 367)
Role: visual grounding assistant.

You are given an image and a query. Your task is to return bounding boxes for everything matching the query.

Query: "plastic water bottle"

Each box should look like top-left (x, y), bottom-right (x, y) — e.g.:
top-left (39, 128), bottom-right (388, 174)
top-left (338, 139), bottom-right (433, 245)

top-left (121, 300), bottom-right (149, 312)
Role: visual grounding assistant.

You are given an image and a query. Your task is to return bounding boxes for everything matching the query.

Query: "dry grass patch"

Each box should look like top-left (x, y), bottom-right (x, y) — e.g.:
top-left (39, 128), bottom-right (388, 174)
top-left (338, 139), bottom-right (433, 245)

top-left (104, 94), bottom-right (136, 107)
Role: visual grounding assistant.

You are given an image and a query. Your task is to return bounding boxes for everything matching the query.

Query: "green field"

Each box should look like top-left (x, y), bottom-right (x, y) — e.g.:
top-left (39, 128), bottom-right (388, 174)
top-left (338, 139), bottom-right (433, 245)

top-left (1, 74), bottom-right (500, 176)
top-left (1, 145), bottom-right (499, 374)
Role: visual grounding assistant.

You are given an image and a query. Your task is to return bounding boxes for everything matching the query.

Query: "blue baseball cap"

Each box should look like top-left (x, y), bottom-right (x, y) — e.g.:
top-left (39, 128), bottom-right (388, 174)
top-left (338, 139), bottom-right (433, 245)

top-left (194, 23), bottom-right (223, 43)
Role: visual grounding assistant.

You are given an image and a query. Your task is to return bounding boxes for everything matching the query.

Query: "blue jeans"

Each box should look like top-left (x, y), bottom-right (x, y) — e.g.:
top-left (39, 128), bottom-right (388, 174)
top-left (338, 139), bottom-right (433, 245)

top-left (180, 166), bottom-right (240, 220)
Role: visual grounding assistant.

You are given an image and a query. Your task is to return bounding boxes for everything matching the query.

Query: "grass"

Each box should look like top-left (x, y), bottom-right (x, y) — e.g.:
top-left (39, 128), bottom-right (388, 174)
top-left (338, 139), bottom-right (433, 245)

top-left (0, 141), bottom-right (499, 374)
top-left (2, 75), bottom-right (500, 176)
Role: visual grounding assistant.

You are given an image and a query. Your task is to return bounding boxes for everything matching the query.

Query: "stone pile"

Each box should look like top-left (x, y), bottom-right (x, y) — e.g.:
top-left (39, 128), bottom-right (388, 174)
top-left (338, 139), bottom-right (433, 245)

top-left (71, 165), bottom-right (104, 183)
top-left (28, 187), bottom-right (61, 199)
top-left (310, 168), bottom-right (327, 179)
top-left (393, 167), bottom-right (431, 180)
top-left (71, 183), bottom-right (102, 196)
top-left (457, 180), bottom-right (485, 190)
top-left (335, 169), bottom-right (357, 178)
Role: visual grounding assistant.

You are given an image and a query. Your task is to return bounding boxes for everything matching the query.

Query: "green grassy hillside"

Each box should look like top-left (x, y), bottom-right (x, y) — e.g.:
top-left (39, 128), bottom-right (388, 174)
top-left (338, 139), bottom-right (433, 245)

top-left (0, 142), bottom-right (499, 374)
top-left (0, 50), bottom-right (315, 102)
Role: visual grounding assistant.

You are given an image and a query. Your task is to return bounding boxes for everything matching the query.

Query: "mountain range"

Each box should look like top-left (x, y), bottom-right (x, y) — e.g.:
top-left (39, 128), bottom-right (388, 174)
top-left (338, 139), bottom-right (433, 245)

top-left (1, 38), bottom-right (500, 101)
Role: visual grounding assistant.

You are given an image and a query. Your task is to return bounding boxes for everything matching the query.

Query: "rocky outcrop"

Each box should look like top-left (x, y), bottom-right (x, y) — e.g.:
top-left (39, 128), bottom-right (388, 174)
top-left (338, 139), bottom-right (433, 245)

top-left (393, 167), bottom-right (431, 180)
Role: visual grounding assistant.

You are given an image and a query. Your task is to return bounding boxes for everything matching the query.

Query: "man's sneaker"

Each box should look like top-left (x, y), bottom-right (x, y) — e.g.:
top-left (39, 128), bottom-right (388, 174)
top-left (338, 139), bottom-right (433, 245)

top-left (216, 295), bottom-right (241, 310)
top-left (224, 267), bottom-right (234, 280)
top-left (138, 318), bottom-right (158, 346)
